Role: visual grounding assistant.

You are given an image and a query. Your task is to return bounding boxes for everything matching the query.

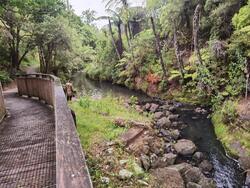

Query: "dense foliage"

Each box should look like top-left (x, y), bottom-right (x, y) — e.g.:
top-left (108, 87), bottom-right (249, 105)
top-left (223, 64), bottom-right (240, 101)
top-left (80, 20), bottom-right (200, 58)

top-left (0, 0), bottom-right (249, 154)
top-left (0, 0), bottom-right (97, 82)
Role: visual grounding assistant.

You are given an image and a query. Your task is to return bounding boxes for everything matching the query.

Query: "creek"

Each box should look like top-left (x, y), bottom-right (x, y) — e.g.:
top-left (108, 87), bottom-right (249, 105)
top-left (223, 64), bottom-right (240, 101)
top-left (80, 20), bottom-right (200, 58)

top-left (72, 72), bottom-right (245, 188)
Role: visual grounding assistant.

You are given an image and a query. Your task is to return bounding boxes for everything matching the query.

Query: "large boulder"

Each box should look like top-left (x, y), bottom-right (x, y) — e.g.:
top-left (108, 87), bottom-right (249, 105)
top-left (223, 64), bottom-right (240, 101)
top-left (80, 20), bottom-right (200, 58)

top-left (174, 139), bottom-right (197, 155)
top-left (151, 168), bottom-right (185, 188)
top-left (156, 117), bottom-right (171, 128)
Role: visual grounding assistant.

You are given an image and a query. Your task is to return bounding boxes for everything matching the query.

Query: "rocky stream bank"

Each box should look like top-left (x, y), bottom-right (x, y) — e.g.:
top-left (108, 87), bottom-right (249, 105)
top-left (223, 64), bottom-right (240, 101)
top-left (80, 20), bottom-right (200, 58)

top-left (90, 99), bottom-right (238, 187)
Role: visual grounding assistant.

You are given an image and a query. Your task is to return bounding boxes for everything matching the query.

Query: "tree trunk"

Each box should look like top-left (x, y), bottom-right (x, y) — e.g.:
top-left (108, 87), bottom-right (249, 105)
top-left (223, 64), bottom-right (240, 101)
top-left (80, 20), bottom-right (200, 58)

top-left (150, 17), bottom-right (167, 79)
top-left (117, 20), bottom-right (123, 57)
top-left (108, 19), bottom-right (121, 60)
top-left (173, 27), bottom-right (184, 79)
top-left (128, 21), bottom-right (133, 39)
top-left (10, 49), bottom-right (19, 75)
top-left (38, 46), bottom-right (46, 73)
top-left (193, 3), bottom-right (203, 65)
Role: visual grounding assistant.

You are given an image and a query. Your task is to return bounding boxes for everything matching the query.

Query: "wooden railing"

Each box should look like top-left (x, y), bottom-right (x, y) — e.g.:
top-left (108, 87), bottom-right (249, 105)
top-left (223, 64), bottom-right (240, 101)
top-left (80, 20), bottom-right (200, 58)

top-left (0, 82), bottom-right (6, 122)
top-left (16, 74), bottom-right (93, 188)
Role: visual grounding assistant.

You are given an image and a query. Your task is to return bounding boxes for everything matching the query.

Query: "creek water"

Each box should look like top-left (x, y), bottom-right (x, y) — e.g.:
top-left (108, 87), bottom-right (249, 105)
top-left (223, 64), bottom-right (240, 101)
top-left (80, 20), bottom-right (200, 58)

top-left (72, 72), bottom-right (245, 188)
top-left (178, 105), bottom-right (245, 188)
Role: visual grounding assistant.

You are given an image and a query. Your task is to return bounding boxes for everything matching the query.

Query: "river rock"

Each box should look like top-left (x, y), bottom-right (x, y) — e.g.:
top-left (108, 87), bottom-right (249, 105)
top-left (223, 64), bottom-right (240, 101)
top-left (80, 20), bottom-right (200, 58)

top-left (159, 129), bottom-right (170, 137)
top-left (198, 177), bottom-right (216, 188)
top-left (174, 139), bottom-right (197, 155)
top-left (163, 153), bottom-right (177, 165)
top-left (199, 160), bottom-right (213, 173)
top-left (151, 168), bottom-right (185, 188)
top-left (195, 107), bottom-right (207, 114)
top-left (184, 167), bottom-right (203, 183)
top-left (118, 169), bottom-right (133, 179)
top-left (140, 154), bottom-right (151, 171)
top-left (186, 182), bottom-right (202, 188)
top-left (151, 153), bottom-right (177, 169)
top-left (170, 129), bottom-right (180, 140)
top-left (167, 163), bottom-right (192, 175)
top-left (159, 104), bottom-right (170, 111)
top-left (169, 114), bottom-right (180, 121)
top-left (193, 152), bottom-right (204, 163)
top-left (149, 138), bottom-right (164, 155)
top-left (239, 156), bottom-right (250, 170)
top-left (144, 103), bottom-right (151, 111)
top-left (156, 117), bottom-right (171, 128)
top-left (150, 103), bottom-right (159, 113)
top-left (154, 111), bottom-right (164, 119)
top-left (169, 106), bottom-right (176, 112)
top-left (165, 110), bottom-right (171, 117)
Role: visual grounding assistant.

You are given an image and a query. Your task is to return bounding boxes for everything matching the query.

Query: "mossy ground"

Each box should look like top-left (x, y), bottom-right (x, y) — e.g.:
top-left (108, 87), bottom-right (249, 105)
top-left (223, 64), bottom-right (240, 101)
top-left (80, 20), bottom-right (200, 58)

top-left (212, 110), bottom-right (250, 157)
top-left (69, 96), bottom-right (153, 187)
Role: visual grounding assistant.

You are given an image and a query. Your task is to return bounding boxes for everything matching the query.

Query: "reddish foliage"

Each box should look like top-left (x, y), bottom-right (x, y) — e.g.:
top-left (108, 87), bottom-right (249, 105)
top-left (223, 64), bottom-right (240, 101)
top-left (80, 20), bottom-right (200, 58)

top-left (146, 73), bottom-right (160, 84)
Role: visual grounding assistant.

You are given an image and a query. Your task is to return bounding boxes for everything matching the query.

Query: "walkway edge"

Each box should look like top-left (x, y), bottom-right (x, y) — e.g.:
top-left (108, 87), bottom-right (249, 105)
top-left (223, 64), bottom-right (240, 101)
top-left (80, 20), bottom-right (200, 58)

top-left (16, 74), bottom-right (93, 188)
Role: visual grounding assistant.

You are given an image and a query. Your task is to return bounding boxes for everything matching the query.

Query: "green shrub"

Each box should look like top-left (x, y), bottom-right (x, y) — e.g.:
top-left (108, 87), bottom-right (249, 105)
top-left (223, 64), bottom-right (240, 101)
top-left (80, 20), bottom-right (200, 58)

top-left (221, 100), bottom-right (238, 124)
top-left (0, 71), bottom-right (11, 84)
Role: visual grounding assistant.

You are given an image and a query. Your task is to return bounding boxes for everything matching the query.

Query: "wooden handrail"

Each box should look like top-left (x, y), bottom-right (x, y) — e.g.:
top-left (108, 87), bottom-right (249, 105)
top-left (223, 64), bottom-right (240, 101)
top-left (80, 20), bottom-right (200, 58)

top-left (16, 74), bottom-right (93, 188)
top-left (0, 82), bottom-right (6, 122)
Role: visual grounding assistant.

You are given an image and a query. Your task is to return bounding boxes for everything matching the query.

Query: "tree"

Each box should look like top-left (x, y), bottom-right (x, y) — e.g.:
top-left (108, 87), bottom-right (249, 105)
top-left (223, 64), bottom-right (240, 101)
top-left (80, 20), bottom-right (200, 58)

top-left (0, 1), bottom-right (35, 75)
top-left (193, 3), bottom-right (203, 65)
top-left (81, 9), bottom-right (96, 25)
top-left (146, 0), bottom-right (168, 79)
top-left (160, 0), bottom-right (188, 79)
top-left (97, 15), bottom-right (122, 59)
top-left (0, 0), bottom-right (64, 75)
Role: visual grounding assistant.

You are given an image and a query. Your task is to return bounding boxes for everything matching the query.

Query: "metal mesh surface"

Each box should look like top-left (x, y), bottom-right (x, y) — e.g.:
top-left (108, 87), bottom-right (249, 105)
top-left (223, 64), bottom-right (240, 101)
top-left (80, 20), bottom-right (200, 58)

top-left (0, 92), bottom-right (56, 188)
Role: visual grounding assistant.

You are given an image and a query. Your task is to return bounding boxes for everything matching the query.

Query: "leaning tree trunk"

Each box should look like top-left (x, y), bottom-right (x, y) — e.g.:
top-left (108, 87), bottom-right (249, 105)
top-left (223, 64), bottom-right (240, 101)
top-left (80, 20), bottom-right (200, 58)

top-left (193, 3), bottom-right (203, 65)
top-left (173, 26), bottom-right (185, 79)
top-left (150, 17), bottom-right (167, 79)
top-left (108, 19), bottom-right (121, 60)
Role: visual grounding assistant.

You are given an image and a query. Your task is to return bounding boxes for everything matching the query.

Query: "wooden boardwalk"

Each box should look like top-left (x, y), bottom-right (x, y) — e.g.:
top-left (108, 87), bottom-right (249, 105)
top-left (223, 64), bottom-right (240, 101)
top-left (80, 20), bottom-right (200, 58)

top-left (0, 91), bottom-right (56, 187)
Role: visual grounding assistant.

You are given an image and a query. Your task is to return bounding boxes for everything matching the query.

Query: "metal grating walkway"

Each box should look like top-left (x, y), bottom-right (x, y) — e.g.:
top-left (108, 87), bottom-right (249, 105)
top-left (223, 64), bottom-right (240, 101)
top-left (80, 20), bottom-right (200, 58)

top-left (0, 91), bottom-right (56, 188)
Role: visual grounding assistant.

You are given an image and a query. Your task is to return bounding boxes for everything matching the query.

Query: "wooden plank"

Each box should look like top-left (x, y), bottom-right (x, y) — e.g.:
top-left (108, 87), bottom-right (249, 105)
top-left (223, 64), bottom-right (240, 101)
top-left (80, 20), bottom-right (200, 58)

top-left (54, 83), bottom-right (92, 188)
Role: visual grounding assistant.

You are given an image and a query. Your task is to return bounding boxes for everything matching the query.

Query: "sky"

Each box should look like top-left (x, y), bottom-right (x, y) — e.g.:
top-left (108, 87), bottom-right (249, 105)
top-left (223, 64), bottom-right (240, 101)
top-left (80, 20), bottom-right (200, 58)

top-left (69, 0), bottom-right (146, 28)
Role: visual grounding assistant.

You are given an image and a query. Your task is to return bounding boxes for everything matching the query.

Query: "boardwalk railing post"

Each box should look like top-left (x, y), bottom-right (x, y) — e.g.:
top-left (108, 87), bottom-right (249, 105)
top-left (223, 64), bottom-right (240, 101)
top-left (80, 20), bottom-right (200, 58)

top-left (16, 74), bottom-right (93, 188)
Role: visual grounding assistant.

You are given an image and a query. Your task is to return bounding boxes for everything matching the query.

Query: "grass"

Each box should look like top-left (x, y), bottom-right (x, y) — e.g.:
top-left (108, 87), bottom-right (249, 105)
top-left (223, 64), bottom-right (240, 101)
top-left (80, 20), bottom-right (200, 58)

top-left (69, 95), bottom-right (151, 149)
top-left (212, 110), bottom-right (250, 157)
top-left (69, 95), bottom-right (152, 187)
